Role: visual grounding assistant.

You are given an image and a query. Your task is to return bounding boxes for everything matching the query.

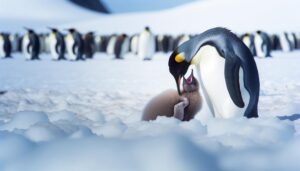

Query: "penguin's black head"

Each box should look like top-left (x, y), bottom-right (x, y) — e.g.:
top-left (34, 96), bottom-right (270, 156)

top-left (48, 27), bottom-right (58, 33)
top-left (24, 27), bottom-right (34, 33)
top-left (145, 26), bottom-right (150, 31)
top-left (68, 28), bottom-right (76, 33)
top-left (169, 49), bottom-right (191, 95)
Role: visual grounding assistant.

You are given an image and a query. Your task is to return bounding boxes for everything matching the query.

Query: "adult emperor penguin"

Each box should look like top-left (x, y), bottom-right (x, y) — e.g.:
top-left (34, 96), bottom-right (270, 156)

top-left (254, 30), bottom-right (271, 58)
top-left (0, 33), bottom-right (12, 58)
top-left (22, 28), bottom-right (40, 60)
top-left (129, 34), bottom-right (139, 55)
top-left (114, 34), bottom-right (129, 59)
top-left (48, 27), bottom-right (66, 60)
top-left (83, 32), bottom-right (96, 59)
top-left (168, 27), bottom-right (260, 118)
top-left (240, 33), bottom-right (256, 56)
top-left (65, 28), bottom-right (84, 61)
top-left (138, 26), bottom-right (155, 60)
top-left (106, 34), bottom-right (117, 55)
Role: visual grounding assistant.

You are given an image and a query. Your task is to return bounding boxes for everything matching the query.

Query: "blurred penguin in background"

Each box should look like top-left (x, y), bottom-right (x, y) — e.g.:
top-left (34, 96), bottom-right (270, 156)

top-left (240, 33), bottom-right (256, 56)
top-left (279, 32), bottom-right (293, 52)
top-left (129, 34), bottom-right (139, 55)
top-left (84, 32), bottom-right (96, 59)
top-left (0, 32), bottom-right (12, 58)
top-left (9, 33), bottom-right (19, 52)
top-left (22, 28), bottom-right (40, 60)
top-left (114, 34), bottom-right (129, 59)
top-left (65, 28), bottom-right (84, 61)
top-left (138, 26), bottom-right (155, 60)
top-left (270, 34), bottom-right (282, 51)
top-left (106, 34), bottom-right (117, 55)
top-left (254, 30), bottom-right (271, 58)
top-left (48, 27), bottom-right (66, 60)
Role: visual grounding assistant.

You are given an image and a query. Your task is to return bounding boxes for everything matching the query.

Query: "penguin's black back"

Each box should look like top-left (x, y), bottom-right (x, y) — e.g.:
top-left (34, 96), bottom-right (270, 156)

top-left (29, 32), bottom-right (40, 60)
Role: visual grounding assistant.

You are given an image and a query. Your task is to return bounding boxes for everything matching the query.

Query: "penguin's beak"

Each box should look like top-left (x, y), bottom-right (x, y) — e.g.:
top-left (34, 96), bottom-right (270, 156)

top-left (175, 75), bottom-right (182, 95)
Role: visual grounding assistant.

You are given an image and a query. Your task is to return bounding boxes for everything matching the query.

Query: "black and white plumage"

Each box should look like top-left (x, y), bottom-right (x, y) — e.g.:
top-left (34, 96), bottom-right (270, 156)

top-left (83, 32), bottom-right (96, 59)
top-left (65, 28), bottom-right (84, 61)
top-left (169, 27), bottom-right (260, 119)
top-left (22, 28), bottom-right (40, 60)
top-left (114, 34), bottom-right (129, 59)
top-left (0, 33), bottom-right (12, 58)
top-left (48, 28), bottom-right (66, 60)
top-left (254, 30), bottom-right (271, 58)
top-left (240, 33), bottom-right (256, 56)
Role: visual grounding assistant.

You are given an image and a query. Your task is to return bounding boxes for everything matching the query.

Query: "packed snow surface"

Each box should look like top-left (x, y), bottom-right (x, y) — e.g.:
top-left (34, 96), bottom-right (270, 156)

top-left (1, 52), bottom-right (300, 171)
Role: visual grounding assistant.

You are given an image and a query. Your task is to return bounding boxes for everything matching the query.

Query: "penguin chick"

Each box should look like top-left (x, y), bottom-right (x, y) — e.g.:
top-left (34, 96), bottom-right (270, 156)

top-left (142, 70), bottom-right (202, 121)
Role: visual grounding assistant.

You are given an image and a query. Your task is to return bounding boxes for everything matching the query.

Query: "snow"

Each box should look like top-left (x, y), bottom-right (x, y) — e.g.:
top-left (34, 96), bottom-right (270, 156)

top-left (1, 51), bottom-right (300, 170)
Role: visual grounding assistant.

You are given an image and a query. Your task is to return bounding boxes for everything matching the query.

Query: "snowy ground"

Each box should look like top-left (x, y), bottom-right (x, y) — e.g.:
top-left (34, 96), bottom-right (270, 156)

top-left (1, 51), bottom-right (300, 171)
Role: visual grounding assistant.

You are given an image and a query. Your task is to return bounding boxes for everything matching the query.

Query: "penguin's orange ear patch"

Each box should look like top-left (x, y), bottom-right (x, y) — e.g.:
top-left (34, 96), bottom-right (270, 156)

top-left (175, 53), bottom-right (185, 63)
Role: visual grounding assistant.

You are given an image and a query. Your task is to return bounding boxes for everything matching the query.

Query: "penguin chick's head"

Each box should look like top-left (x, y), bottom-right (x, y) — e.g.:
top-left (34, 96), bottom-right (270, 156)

top-left (183, 69), bottom-right (199, 93)
top-left (169, 49), bottom-right (191, 95)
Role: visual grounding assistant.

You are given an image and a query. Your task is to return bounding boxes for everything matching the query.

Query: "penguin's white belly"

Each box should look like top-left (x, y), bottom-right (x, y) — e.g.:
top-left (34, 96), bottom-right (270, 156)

top-left (280, 34), bottom-right (291, 52)
top-left (254, 35), bottom-right (265, 58)
top-left (0, 37), bottom-right (4, 57)
top-left (107, 37), bottom-right (117, 55)
top-left (66, 35), bottom-right (76, 60)
top-left (49, 35), bottom-right (58, 60)
top-left (242, 36), bottom-right (251, 48)
top-left (131, 36), bottom-right (139, 54)
top-left (138, 32), bottom-right (155, 59)
top-left (22, 35), bottom-right (31, 59)
top-left (121, 38), bottom-right (129, 57)
top-left (197, 46), bottom-right (250, 118)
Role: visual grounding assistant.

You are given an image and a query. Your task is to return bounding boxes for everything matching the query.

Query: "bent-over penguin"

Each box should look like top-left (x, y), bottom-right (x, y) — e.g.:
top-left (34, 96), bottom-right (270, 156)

top-left (169, 27), bottom-right (260, 119)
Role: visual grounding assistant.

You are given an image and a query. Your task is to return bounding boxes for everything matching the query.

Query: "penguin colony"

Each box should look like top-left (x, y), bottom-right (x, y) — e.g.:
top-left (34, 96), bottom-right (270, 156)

top-left (2, 27), bottom-right (299, 60)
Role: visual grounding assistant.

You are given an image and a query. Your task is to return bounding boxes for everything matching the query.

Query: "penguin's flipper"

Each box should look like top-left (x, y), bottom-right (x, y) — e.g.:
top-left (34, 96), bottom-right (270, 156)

top-left (72, 43), bottom-right (78, 55)
top-left (55, 43), bottom-right (60, 55)
top-left (224, 52), bottom-right (245, 108)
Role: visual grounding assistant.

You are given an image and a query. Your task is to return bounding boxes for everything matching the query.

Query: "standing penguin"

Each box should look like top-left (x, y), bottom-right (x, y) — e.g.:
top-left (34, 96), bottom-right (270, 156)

top-left (106, 34), bottom-right (117, 56)
top-left (169, 27), bottom-right (260, 119)
top-left (0, 33), bottom-right (12, 58)
top-left (138, 26), bottom-right (155, 60)
top-left (114, 34), bottom-right (129, 59)
top-left (279, 32), bottom-right (293, 52)
top-left (129, 34), bottom-right (139, 55)
top-left (83, 32), bottom-right (96, 59)
top-left (270, 34), bottom-right (281, 51)
top-left (22, 28), bottom-right (40, 60)
top-left (48, 27), bottom-right (66, 60)
top-left (254, 30), bottom-right (271, 58)
top-left (65, 28), bottom-right (84, 61)
top-left (240, 33), bottom-right (256, 56)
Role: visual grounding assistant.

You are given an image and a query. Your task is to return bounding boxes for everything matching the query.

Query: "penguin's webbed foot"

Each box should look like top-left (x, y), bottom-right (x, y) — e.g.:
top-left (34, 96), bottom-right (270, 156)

top-left (173, 97), bottom-right (189, 121)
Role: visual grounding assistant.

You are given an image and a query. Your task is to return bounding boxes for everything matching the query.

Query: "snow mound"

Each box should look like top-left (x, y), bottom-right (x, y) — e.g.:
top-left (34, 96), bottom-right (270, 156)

top-left (4, 134), bottom-right (219, 171)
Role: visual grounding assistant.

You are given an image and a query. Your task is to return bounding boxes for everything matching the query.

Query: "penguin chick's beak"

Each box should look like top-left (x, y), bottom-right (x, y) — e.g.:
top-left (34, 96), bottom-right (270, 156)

top-left (175, 75), bottom-right (182, 95)
top-left (186, 69), bottom-right (194, 84)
